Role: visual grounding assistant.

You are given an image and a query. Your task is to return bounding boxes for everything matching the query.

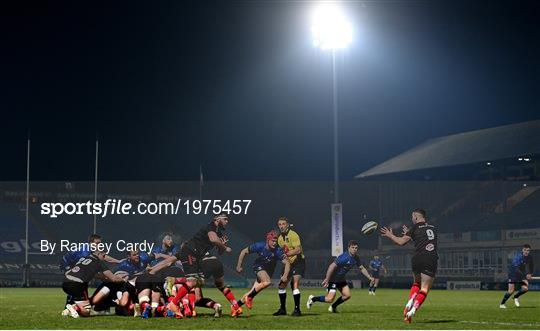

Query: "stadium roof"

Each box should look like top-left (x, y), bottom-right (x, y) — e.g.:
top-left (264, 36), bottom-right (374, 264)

top-left (356, 120), bottom-right (540, 179)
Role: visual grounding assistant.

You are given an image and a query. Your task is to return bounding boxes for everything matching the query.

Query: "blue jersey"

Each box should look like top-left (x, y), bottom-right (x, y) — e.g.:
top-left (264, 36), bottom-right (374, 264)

top-left (115, 252), bottom-right (152, 278)
top-left (60, 249), bottom-right (91, 272)
top-left (248, 242), bottom-right (286, 269)
top-left (150, 244), bottom-right (180, 266)
top-left (370, 259), bottom-right (383, 272)
top-left (331, 252), bottom-right (365, 282)
top-left (508, 251), bottom-right (534, 275)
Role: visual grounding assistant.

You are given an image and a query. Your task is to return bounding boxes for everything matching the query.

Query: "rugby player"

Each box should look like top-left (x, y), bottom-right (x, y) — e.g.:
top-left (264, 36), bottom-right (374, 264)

top-left (60, 234), bottom-right (122, 308)
top-left (149, 233), bottom-right (180, 266)
top-left (380, 208), bottom-right (438, 323)
top-left (500, 244), bottom-right (534, 308)
top-left (236, 230), bottom-right (290, 309)
top-left (368, 255), bottom-right (387, 295)
top-left (306, 240), bottom-right (373, 313)
top-left (61, 250), bottom-right (125, 318)
top-left (148, 213), bottom-right (242, 316)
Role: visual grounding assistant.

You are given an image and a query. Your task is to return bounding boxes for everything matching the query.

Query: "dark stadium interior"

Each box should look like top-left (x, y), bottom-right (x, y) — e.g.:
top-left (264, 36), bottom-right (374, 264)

top-left (1, 1), bottom-right (539, 321)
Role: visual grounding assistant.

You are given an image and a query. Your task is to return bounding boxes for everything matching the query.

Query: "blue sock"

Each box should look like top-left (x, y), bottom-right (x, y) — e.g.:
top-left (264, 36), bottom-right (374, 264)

top-left (501, 292), bottom-right (511, 304)
top-left (514, 289), bottom-right (527, 299)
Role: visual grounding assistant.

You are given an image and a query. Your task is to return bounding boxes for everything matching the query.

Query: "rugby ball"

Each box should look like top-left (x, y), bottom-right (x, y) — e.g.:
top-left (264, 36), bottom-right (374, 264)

top-left (361, 221), bottom-right (378, 235)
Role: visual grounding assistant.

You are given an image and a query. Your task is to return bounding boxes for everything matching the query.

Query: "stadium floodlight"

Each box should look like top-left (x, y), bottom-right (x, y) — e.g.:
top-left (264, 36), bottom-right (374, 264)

top-left (311, 5), bottom-right (353, 50)
top-left (311, 4), bottom-right (353, 257)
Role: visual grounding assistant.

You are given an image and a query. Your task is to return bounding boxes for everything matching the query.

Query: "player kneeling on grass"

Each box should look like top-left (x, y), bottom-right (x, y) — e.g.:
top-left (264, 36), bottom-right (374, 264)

top-left (235, 230), bottom-right (290, 309)
top-left (500, 244), bottom-right (534, 309)
top-left (61, 250), bottom-right (126, 318)
top-left (307, 240), bottom-right (373, 313)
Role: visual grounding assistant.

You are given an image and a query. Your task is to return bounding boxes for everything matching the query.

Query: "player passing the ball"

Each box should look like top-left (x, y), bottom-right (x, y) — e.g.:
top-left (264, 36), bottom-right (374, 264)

top-left (380, 208), bottom-right (438, 323)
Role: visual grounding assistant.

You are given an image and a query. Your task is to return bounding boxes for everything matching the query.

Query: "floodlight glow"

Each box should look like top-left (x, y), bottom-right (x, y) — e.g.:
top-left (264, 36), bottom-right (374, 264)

top-left (311, 5), bottom-right (352, 50)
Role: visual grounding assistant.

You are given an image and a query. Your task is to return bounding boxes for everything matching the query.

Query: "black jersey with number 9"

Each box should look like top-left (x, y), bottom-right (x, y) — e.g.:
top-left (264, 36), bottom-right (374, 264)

top-left (406, 222), bottom-right (438, 257)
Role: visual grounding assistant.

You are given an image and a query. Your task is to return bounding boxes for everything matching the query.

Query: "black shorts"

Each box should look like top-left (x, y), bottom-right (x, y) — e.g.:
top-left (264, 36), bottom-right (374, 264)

top-left (122, 281), bottom-right (138, 303)
top-left (286, 257), bottom-right (306, 278)
top-left (91, 282), bottom-right (121, 310)
top-left (411, 254), bottom-right (438, 278)
top-left (62, 281), bottom-right (89, 303)
top-left (253, 264), bottom-right (276, 281)
top-left (177, 246), bottom-right (204, 278)
top-left (201, 257), bottom-right (224, 280)
top-left (327, 281), bottom-right (348, 291)
top-left (135, 272), bottom-right (162, 293)
top-left (157, 265), bottom-right (185, 279)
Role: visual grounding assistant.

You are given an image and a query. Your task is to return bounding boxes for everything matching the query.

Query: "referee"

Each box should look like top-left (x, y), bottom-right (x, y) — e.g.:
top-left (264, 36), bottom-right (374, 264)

top-left (274, 217), bottom-right (305, 316)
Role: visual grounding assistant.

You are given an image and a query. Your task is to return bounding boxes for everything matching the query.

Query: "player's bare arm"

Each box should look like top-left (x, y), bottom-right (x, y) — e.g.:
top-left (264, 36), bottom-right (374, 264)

top-left (402, 225), bottom-right (410, 235)
top-left (104, 255), bottom-right (123, 264)
top-left (148, 255), bottom-right (177, 275)
top-left (380, 226), bottom-right (412, 246)
top-left (359, 265), bottom-right (374, 282)
top-left (152, 252), bottom-right (168, 260)
top-left (322, 262), bottom-right (337, 287)
top-left (102, 269), bottom-right (126, 283)
top-left (236, 247), bottom-right (249, 273)
top-left (208, 231), bottom-right (231, 252)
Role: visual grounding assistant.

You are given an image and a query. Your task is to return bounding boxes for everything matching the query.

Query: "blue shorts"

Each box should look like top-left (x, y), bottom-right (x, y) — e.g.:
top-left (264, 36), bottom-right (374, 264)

top-left (327, 281), bottom-right (348, 291)
top-left (253, 264), bottom-right (276, 281)
top-left (507, 268), bottom-right (526, 284)
top-left (372, 270), bottom-right (380, 279)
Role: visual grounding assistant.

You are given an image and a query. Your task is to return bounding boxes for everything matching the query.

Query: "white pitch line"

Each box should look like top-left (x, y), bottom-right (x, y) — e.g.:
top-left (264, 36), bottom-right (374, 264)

top-left (460, 320), bottom-right (540, 327)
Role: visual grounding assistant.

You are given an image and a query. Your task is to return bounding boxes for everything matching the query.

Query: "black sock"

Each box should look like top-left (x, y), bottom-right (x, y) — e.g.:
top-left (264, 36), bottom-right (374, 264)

top-left (332, 296), bottom-right (345, 309)
top-left (248, 287), bottom-right (259, 299)
top-left (514, 289), bottom-right (527, 299)
top-left (196, 298), bottom-right (216, 308)
top-left (237, 300), bottom-right (244, 307)
top-left (293, 291), bottom-right (301, 310)
top-left (279, 291), bottom-right (286, 309)
top-left (313, 295), bottom-right (325, 302)
top-left (373, 286), bottom-right (377, 293)
top-left (501, 292), bottom-right (511, 304)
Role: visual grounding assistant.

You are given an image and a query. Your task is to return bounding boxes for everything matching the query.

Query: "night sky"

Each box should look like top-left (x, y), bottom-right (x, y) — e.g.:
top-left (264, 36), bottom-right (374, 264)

top-left (2, 0), bottom-right (539, 181)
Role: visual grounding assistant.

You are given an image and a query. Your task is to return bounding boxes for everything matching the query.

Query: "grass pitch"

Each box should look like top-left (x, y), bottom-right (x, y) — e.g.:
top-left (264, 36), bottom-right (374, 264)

top-left (0, 287), bottom-right (539, 329)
